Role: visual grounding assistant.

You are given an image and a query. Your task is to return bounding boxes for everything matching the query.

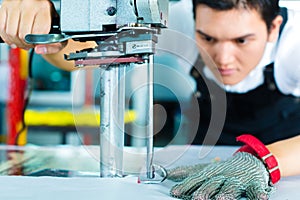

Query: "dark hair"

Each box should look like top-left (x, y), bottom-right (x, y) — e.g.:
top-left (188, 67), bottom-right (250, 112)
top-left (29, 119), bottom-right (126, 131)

top-left (192, 0), bottom-right (280, 31)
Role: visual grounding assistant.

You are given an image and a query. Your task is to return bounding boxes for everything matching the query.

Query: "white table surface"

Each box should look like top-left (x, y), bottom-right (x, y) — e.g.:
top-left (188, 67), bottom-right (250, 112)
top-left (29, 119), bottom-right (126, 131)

top-left (0, 145), bottom-right (299, 200)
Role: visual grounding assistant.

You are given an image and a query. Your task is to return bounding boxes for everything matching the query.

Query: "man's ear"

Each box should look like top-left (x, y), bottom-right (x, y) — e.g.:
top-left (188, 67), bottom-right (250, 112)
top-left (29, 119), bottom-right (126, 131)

top-left (268, 15), bottom-right (283, 42)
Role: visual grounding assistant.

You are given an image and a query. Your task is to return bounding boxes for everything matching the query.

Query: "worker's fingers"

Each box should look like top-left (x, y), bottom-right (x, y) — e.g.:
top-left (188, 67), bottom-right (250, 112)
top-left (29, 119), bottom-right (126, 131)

top-left (170, 174), bottom-right (206, 199)
top-left (214, 178), bottom-right (244, 200)
top-left (0, 1), bottom-right (33, 48)
top-left (6, 7), bottom-right (23, 47)
top-left (35, 42), bottom-right (67, 55)
top-left (191, 175), bottom-right (227, 200)
top-left (167, 163), bottom-right (210, 182)
top-left (245, 181), bottom-right (275, 200)
top-left (0, 1), bottom-right (24, 47)
top-left (0, 0), bottom-right (54, 49)
top-left (0, 5), bottom-right (8, 43)
top-left (18, 9), bottom-right (36, 49)
top-left (31, 2), bottom-right (52, 34)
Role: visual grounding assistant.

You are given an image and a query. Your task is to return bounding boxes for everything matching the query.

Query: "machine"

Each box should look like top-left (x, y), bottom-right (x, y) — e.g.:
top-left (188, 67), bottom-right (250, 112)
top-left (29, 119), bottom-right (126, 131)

top-left (25, 0), bottom-right (169, 182)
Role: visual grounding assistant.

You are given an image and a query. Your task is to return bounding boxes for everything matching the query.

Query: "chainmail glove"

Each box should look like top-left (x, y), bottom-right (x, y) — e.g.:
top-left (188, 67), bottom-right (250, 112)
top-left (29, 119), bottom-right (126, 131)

top-left (170, 152), bottom-right (275, 200)
top-left (166, 163), bottom-right (210, 182)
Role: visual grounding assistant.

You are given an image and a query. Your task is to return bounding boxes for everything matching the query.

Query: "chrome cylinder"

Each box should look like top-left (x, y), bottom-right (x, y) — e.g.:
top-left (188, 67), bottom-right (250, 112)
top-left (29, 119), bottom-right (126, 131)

top-left (99, 65), bottom-right (125, 177)
top-left (145, 55), bottom-right (154, 179)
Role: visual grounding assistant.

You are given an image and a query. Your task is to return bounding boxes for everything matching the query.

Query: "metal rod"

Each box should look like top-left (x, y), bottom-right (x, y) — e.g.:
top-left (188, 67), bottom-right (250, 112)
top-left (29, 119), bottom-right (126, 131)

top-left (146, 55), bottom-right (154, 179)
top-left (99, 65), bottom-right (125, 177)
top-left (115, 65), bottom-right (126, 176)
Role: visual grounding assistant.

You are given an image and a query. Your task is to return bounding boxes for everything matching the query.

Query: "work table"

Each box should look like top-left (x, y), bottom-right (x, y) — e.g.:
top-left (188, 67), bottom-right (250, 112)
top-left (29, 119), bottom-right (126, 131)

top-left (0, 145), bottom-right (298, 199)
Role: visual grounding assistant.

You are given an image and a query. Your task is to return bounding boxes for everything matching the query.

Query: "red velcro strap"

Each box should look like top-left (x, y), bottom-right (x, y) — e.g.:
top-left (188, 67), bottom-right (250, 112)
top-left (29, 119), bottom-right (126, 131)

top-left (236, 134), bottom-right (281, 184)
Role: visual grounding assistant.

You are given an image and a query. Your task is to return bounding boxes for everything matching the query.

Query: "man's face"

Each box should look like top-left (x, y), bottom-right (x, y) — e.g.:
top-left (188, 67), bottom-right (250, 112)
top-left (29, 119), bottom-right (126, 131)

top-left (195, 5), bottom-right (274, 85)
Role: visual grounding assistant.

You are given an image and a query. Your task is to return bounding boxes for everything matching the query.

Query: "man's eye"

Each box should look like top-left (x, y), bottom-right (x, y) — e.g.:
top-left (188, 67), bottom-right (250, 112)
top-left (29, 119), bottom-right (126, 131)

top-left (236, 38), bottom-right (247, 44)
top-left (202, 36), bottom-right (214, 42)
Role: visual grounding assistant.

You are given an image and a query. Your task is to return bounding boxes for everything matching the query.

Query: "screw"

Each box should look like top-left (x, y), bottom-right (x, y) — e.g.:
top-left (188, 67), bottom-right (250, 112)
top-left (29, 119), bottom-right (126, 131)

top-left (106, 7), bottom-right (117, 16)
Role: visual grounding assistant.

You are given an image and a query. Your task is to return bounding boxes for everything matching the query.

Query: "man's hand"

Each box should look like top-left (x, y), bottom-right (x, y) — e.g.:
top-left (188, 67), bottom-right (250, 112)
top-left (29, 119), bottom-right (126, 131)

top-left (167, 163), bottom-right (210, 182)
top-left (169, 152), bottom-right (274, 200)
top-left (0, 0), bottom-right (64, 54)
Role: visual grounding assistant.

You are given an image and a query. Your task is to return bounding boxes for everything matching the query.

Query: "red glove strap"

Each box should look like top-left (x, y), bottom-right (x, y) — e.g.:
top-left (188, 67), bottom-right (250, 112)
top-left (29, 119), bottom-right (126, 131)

top-left (236, 134), bottom-right (281, 184)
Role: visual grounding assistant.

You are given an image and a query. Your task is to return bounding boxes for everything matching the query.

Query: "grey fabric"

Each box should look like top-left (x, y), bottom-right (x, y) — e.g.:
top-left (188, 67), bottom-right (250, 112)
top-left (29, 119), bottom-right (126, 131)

top-left (169, 152), bottom-right (274, 200)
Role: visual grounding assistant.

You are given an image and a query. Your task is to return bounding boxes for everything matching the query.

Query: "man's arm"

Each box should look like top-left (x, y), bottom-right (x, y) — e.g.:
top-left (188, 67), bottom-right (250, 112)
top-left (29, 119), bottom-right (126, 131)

top-left (267, 135), bottom-right (300, 177)
top-left (35, 40), bottom-right (96, 71)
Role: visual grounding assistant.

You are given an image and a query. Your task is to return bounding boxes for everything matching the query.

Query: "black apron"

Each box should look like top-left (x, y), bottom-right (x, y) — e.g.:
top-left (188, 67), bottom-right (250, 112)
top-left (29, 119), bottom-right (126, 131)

top-left (189, 7), bottom-right (300, 145)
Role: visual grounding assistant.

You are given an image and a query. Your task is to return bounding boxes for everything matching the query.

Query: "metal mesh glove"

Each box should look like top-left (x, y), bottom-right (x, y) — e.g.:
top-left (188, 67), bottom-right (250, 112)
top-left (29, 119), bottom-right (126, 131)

top-left (169, 152), bottom-right (275, 200)
top-left (167, 163), bottom-right (210, 182)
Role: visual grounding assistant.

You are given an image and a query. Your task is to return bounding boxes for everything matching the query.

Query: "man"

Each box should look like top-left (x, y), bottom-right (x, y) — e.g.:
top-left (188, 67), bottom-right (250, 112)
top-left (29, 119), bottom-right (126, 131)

top-left (0, 0), bottom-right (300, 199)
top-left (167, 0), bottom-right (300, 199)
top-left (190, 0), bottom-right (300, 146)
